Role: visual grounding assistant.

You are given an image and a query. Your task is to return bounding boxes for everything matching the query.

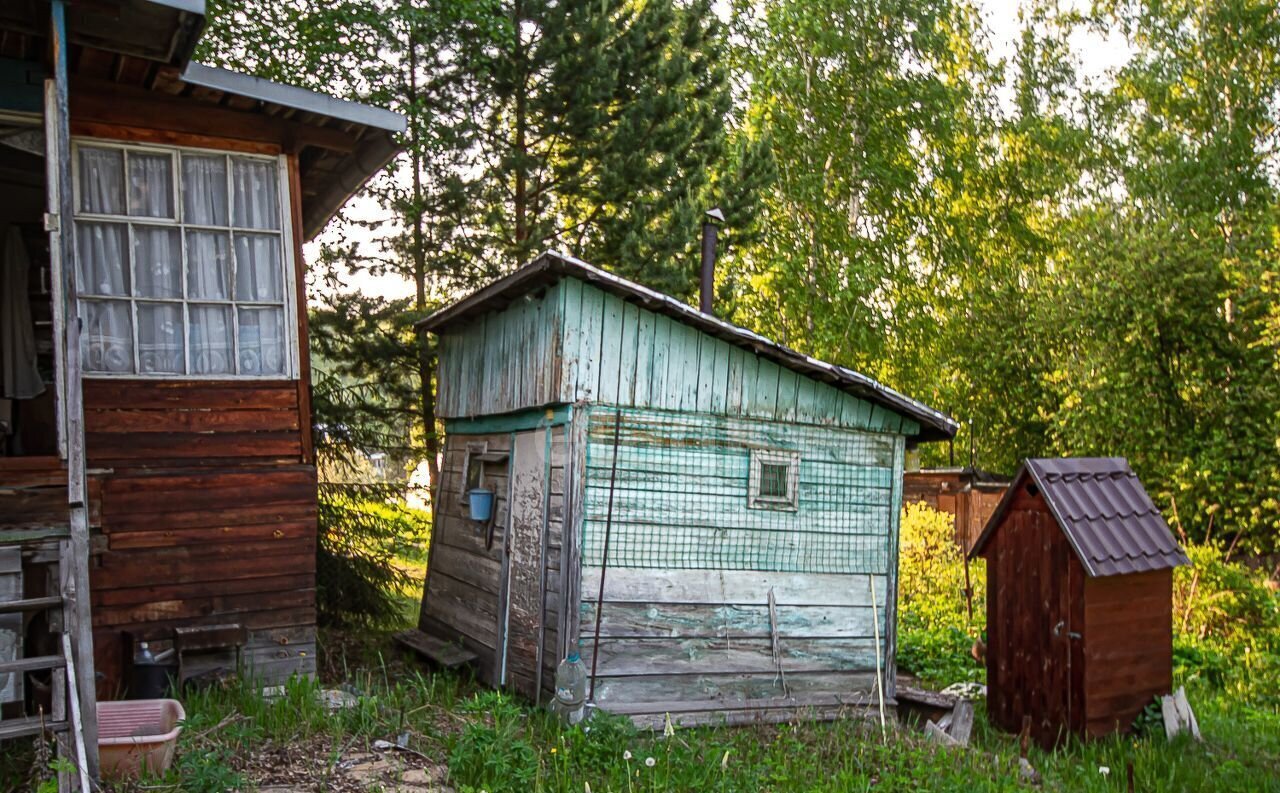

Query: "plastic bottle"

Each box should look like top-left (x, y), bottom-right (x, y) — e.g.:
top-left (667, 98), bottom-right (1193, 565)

top-left (553, 651), bottom-right (587, 726)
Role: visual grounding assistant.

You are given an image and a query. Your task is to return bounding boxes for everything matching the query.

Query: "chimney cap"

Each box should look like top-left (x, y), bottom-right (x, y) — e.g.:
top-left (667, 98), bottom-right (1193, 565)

top-left (704, 207), bottom-right (725, 224)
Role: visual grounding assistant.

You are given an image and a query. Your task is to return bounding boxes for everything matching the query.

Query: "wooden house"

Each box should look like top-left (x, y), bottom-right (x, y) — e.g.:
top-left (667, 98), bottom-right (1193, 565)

top-left (903, 467), bottom-right (1009, 552)
top-left (0, 0), bottom-right (402, 773)
top-left (413, 251), bottom-right (958, 726)
top-left (969, 458), bottom-right (1190, 747)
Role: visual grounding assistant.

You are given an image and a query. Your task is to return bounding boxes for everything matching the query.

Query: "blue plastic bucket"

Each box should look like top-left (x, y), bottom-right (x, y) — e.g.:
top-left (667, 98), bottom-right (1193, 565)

top-left (468, 488), bottom-right (495, 522)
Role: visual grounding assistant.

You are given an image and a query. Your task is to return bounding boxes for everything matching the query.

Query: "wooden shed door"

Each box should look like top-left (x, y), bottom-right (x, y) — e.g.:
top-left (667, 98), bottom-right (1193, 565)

top-left (502, 428), bottom-right (549, 700)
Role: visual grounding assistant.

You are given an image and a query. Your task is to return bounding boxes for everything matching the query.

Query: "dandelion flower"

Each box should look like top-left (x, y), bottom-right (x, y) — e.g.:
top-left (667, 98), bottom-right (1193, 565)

top-left (721, 750), bottom-right (731, 770)
top-left (551, 747), bottom-right (557, 755)
top-left (1099, 766), bottom-right (1110, 777)
top-left (663, 713), bottom-right (675, 738)
top-left (585, 784), bottom-right (591, 793)
top-left (623, 750), bottom-right (632, 761)
top-left (644, 757), bottom-right (656, 768)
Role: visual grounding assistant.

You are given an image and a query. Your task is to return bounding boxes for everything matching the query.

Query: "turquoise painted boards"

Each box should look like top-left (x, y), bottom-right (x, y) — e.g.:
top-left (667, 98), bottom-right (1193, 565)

top-left (436, 280), bottom-right (921, 439)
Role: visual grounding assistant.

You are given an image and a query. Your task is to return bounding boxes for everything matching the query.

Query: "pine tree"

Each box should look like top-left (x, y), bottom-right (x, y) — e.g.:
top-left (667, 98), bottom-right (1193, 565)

top-left (465, 0), bottom-right (771, 298)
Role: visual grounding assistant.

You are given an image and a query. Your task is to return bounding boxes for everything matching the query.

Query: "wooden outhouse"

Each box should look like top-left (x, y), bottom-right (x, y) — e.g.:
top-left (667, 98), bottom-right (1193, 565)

top-left (969, 458), bottom-right (1190, 747)
top-left (414, 251), bottom-right (958, 726)
top-left (0, 0), bottom-right (402, 772)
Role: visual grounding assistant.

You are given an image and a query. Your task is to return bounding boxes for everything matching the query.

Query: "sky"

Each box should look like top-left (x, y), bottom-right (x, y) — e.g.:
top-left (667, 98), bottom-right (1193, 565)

top-left (306, 0), bottom-right (1133, 305)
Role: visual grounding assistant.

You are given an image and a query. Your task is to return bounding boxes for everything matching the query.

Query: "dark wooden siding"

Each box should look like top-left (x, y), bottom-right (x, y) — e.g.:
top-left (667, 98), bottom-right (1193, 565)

top-left (1081, 569), bottom-right (1172, 736)
top-left (983, 489), bottom-right (1085, 748)
top-left (84, 379), bottom-right (316, 697)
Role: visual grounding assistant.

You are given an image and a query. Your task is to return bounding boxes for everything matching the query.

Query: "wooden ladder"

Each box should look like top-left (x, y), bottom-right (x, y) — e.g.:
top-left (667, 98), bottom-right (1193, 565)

top-left (0, 538), bottom-right (95, 792)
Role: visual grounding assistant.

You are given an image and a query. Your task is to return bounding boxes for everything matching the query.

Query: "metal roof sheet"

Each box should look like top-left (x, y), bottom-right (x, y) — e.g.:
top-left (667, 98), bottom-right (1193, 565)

top-left (417, 251), bottom-right (959, 443)
top-left (970, 457), bottom-right (1190, 577)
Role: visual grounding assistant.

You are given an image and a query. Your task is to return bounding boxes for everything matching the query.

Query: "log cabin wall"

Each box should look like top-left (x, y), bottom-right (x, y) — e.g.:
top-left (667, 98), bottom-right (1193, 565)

top-left (1081, 569), bottom-right (1173, 736)
top-left (64, 110), bottom-right (318, 697)
top-left (85, 380), bottom-right (316, 696)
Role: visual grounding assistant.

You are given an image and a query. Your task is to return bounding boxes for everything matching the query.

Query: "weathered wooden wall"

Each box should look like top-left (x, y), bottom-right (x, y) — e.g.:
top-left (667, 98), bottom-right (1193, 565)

top-left (436, 280), bottom-right (921, 439)
top-left (418, 422), bottom-right (569, 700)
top-left (84, 379), bottom-right (316, 697)
top-left (1081, 569), bottom-right (1173, 736)
top-left (577, 406), bottom-right (903, 724)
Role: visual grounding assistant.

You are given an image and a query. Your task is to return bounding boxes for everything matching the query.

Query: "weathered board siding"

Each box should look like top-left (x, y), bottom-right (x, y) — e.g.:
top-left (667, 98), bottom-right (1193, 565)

top-left (578, 406), bottom-right (904, 719)
top-left (435, 287), bottom-right (565, 419)
top-left (436, 278), bottom-right (922, 439)
top-left (83, 379), bottom-right (316, 696)
top-left (419, 424), bottom-right (569, 699)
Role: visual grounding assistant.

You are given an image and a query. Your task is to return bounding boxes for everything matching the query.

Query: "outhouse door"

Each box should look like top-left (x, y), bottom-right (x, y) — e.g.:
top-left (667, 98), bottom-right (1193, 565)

top-left (501, 427), bottom-right (550, 700)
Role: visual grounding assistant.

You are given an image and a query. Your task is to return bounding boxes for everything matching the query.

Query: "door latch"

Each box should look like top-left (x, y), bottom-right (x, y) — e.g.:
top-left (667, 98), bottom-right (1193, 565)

top-left (1053, 620), bottom-right (1082, 639)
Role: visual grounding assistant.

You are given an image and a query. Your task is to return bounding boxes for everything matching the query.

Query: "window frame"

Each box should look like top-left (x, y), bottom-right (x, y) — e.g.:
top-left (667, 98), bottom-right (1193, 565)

top-left (70, 137), bottom-right (300, 381)
top-left (747, 449), bottom-right (801, 511)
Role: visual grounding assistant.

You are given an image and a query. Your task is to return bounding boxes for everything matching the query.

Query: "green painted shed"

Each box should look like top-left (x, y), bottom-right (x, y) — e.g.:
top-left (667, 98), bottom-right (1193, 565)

top-left (412, 251), bottom-right (958, 726)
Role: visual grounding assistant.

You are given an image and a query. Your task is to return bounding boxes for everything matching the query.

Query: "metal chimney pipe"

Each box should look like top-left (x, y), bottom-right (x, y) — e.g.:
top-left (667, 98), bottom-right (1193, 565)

top-left (700, 207), bottom-right (725, 314)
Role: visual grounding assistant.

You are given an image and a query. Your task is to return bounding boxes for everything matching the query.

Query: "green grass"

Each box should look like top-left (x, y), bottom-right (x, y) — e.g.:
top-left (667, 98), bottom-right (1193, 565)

top-left (7, 628), bottom-right (1243, 792)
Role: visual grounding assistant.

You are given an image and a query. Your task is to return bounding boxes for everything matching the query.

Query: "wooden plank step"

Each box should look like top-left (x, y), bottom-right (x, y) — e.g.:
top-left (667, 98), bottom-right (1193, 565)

top-left (0, 716), bottom-right (69, 741)
top-left (0, 596), bottom-right (63, 615)
top-left (0, 655), bottom-right (67, 675)
top-left (393, 629), bottom-right (477, 668)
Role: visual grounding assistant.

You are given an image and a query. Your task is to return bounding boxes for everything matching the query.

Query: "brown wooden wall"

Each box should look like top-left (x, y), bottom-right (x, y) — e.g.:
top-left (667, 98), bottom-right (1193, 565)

top-left (904, 472), bottom-right (1006, 552)
top-left (84, 375), bottom-right (316, 698)
top-left (1081, 569), bottom-right (1173, 736)
top-left (983, 489), bottom-right (1085, 748)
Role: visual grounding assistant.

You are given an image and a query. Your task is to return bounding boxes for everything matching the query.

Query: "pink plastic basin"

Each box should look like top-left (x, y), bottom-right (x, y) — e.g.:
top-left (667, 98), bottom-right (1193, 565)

top-left (98, 698), bottom-right (186, 780)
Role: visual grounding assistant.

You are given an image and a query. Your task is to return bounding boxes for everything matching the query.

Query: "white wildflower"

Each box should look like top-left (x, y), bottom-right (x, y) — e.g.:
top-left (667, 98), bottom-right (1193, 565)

top-left (644, 757), bottom-right (656, 768)
top-left (721, 750), bottom-right (731, 770)
top-left (623, 750), bottom-right (632, 761)
top-left (1099, 766), bottom-right (1111, 777)
top-left (663, 713), bottom-right (675, 738)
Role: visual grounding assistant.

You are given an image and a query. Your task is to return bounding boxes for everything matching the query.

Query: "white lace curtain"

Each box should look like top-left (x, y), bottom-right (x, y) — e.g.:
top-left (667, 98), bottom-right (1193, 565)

top-left (76, 145), bottom-right (287, 377)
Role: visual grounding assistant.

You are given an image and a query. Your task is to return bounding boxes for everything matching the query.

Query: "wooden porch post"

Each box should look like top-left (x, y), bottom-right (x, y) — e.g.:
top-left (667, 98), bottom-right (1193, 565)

top-left (48, 0), bottom-right (101, 782)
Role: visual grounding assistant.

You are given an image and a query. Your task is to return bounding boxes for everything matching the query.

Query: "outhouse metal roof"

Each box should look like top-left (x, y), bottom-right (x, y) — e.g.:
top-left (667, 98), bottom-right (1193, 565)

top-left (417, 251), bottom-right (959, 443)
top-left (970, 457), bottom-right (1190, 577)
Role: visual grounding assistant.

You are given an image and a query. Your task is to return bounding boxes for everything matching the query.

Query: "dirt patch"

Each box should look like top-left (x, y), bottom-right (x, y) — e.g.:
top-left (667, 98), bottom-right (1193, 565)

top-left (242, 734), bottom-right (450, 792)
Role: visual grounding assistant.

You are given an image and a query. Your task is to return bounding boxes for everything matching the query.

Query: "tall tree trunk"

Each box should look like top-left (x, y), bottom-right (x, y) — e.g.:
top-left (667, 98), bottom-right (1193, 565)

top-left (408, 22), bottom-right (441, 495)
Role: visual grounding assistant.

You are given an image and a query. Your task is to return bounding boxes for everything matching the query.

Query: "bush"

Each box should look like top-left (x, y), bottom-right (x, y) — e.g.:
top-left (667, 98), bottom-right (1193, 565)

top-left (1173, 544), bottom-right (1280, 706)
top-left (898, 503), bottom-right (985, 634)
top-left (896, 503), bottom-right (986, 685)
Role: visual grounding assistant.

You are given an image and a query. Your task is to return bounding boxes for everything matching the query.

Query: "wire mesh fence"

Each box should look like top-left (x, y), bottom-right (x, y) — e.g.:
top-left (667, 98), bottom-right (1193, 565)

top-left (582, 407), bottom-right (900, 575)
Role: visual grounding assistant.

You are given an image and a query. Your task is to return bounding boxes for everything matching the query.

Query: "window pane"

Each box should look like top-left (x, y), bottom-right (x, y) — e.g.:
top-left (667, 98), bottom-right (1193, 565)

top-left (78, 147), bottom-right (124, 215)
top-left (181, 154), bottom-right (228, 226)
top-left (759, 463), bottom-right (790, 499)
top-left (76, 222), bottom-right (129, 296)
top-left (128, 153), bottom-right (174, 218)
top-left (234, 233), bottom-right (282, 301)
top-left (137, 303), bottom-right (184, 374)
top-left (231, 157), bottom-right (280, 229)
top-left (81, 299), bottom-right (133, 373)
top-left (238, 307), bottom-right (285, 375)
top-left (133, 226), bottom-right (182, 298)
top-left (189, 305), bottom-right (233, 375)
top-left (186, 230), bottom-right (231, 300)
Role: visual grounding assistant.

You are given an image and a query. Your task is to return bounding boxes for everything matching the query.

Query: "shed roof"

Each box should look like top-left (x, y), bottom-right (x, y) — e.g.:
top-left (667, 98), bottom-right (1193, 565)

top-left (417, 251), bottom-right (959, 443)
top-left (969, 457), bottom-right (1190, 577)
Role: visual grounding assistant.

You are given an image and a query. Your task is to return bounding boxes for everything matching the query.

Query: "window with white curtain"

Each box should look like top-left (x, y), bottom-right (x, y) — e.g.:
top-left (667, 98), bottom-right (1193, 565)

top-left (72, 141), bottom-right (295, 378)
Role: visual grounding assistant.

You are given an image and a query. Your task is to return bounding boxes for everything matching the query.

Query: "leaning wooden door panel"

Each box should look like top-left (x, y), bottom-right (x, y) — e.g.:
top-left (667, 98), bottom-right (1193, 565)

top-left (504, 428), bottom-right (547, 699)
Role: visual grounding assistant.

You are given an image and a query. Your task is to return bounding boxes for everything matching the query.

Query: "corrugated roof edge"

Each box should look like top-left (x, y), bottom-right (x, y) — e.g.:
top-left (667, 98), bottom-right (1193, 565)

top-left (417, 250), bottom-right (959, 443)
top-left (968, 457), bottom-right (1191, 576)
top-left (181, 63), bottom-right (407, 132)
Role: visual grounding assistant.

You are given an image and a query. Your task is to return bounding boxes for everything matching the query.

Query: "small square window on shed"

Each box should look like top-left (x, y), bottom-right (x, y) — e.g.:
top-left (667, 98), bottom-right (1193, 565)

top-left (748, 450), bottom-right (800, 511)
